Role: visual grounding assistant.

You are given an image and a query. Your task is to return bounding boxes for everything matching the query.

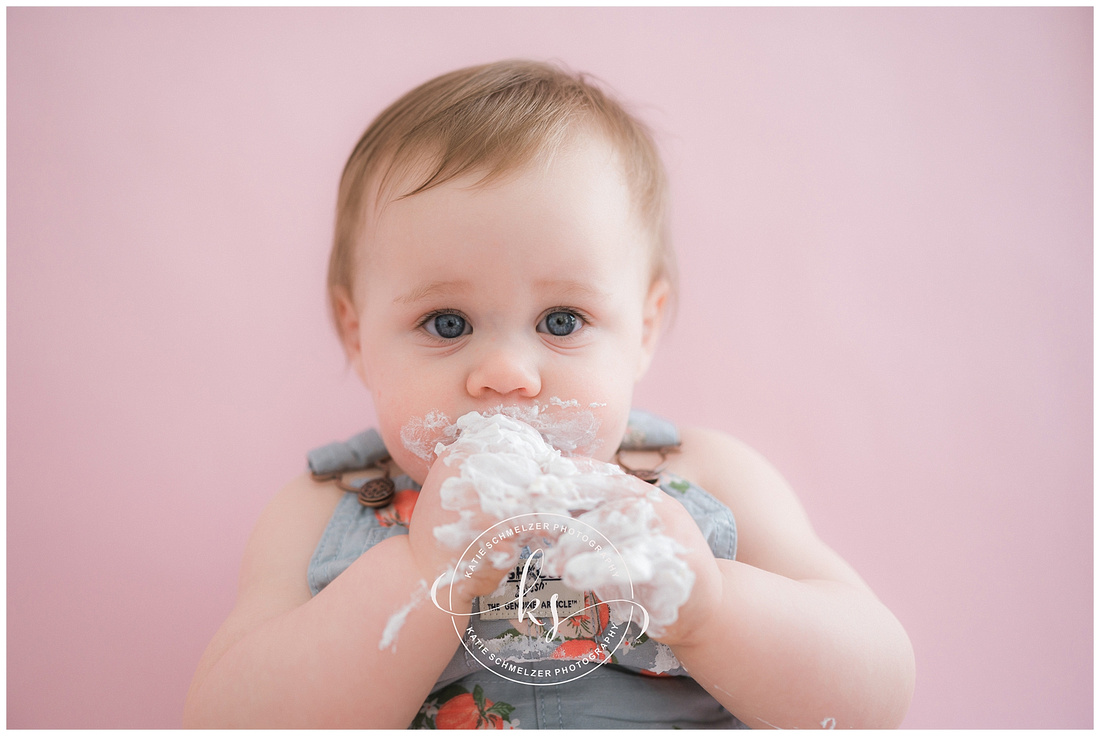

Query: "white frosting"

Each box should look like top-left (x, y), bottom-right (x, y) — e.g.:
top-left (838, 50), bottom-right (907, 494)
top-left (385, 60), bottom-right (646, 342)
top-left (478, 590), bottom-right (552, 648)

top-left (378, 578), bottom-right (429, 652)
top-left (400, 409), bottom-right (459, 463)
top-left (419, 407), bottom-right (694, 636)
top-left (399, 399), bottom-right (604, 463)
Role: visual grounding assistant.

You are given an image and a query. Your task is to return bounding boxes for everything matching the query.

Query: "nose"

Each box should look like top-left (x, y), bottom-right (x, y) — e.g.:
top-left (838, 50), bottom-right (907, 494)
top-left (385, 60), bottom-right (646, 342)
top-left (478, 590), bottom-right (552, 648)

top-left (466, 341), bottom-right (542, 400)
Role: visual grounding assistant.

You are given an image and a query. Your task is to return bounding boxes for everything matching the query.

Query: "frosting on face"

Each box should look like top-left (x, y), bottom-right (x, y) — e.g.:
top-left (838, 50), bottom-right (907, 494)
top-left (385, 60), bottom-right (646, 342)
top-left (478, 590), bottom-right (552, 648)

top-left (400, 398), bottom-right (605, 463)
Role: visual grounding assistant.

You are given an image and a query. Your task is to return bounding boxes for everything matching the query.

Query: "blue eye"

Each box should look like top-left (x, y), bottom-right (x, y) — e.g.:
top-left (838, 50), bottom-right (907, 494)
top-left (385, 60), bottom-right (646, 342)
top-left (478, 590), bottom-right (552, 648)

top-left (424, 313), bottom-right (470, 339)
top-left (539, 310), bottom-right (580, 337)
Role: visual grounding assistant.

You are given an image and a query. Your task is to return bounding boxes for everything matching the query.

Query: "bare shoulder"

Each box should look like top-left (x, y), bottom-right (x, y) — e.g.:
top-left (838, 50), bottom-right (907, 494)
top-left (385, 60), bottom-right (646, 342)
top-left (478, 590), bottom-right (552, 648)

top-left (669, 426), bottom-right (868, 589)
top-left (669, 427), bottom-right (801, 510)
top-left (236, 472), bottom-right (345, 608)
top-left (190, 473), bottom-right (344, 694)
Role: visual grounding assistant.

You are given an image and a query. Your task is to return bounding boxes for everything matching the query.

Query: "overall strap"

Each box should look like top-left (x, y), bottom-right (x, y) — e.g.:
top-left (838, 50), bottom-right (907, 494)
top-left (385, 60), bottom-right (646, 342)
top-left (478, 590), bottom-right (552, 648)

top-left (616, 409), bottom-right (682, 483)
top-left (308, 428), bottom-right (389, 476)
top-left (307, 429), bottom-right (395, 508)
top-left (620, 408), bottom-right (681, 451)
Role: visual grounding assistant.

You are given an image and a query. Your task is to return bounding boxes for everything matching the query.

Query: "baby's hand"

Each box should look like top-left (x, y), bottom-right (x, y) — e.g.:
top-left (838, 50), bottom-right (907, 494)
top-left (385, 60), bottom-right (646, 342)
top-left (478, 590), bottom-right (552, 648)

top-left (550, 473), bottom-right (720, 644)
top-left (406, 411), bottom-right (577, 601)
top-left (406, 450), bottom-right (520, 605)
top-left (630, 483), bottom-right (723, 647)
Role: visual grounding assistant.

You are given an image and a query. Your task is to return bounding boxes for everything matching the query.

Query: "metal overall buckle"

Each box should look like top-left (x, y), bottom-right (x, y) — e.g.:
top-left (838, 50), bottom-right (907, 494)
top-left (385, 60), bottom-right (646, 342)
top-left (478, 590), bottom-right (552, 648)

top-left (614, 444), bottom-right (680, 484)
top-left (311, 457), bottom-right (396, 508)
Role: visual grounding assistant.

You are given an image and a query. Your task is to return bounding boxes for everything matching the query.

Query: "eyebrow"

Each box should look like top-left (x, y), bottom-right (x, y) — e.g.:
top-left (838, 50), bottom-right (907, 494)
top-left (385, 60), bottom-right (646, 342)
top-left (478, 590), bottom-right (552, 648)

top-left (534, 279), bottom-right (610, 302)
top-left (393, 278), bottom-right (610, 305)
top-left (394, 280), bottom-right (473, 305)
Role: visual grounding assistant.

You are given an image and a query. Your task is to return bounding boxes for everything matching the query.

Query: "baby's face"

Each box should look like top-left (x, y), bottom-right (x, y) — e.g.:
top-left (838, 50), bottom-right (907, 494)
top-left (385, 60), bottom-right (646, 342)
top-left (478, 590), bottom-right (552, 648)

top-left (340, 135), bottom-right (665, 483)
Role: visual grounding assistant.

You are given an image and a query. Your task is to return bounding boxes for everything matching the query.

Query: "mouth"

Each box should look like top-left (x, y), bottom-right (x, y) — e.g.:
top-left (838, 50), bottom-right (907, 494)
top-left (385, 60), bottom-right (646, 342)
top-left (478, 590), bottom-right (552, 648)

top-left (400, 398), bottom-right (605, 461)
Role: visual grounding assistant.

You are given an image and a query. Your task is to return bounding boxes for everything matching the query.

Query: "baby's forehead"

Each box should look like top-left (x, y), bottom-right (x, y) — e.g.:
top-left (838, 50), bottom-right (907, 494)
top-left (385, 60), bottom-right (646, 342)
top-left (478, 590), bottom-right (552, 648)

top-left (369, 132), bottom-right (639, 228)
top-left (361, 149), bottom-right (647, 272)
top-left (351, 131), bottom-right (659, 293)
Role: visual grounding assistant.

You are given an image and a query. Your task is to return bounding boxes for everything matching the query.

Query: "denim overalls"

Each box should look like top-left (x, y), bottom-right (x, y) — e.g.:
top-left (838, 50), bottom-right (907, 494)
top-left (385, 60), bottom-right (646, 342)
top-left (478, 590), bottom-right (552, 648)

top-left (307, 410), bottom-right (745, 729)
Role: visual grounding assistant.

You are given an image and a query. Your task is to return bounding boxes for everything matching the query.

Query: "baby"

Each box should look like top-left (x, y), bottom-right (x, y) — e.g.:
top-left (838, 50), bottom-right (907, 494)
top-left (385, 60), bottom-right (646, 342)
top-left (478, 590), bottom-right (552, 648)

top-left (184, 60), bottom-right (914, 729)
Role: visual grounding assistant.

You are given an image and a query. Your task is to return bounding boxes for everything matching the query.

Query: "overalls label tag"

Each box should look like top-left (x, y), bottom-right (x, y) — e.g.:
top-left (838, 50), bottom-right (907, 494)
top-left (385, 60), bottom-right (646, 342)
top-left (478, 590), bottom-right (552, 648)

top-left (478, 577), bottom-right (586, 621)
top-left (476, 556), bottom-right (586, 622)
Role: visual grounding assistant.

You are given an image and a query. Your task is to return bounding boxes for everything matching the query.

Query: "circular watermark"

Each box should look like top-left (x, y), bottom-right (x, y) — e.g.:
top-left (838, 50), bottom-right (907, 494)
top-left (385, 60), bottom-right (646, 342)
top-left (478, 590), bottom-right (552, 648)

top-left (431, 512), bottom-right (650, 686)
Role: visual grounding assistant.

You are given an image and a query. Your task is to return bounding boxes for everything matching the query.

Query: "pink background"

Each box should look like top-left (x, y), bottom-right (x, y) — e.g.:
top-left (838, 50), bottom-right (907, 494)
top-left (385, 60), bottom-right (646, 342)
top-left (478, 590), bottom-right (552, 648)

top-left (7, 8), bottom-right (1092, 729)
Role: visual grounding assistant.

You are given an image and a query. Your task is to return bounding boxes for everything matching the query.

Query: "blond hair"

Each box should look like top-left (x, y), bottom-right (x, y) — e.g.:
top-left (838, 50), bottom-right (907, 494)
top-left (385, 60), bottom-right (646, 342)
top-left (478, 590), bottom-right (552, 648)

top-left (327, 59), bottom-right (674, 326)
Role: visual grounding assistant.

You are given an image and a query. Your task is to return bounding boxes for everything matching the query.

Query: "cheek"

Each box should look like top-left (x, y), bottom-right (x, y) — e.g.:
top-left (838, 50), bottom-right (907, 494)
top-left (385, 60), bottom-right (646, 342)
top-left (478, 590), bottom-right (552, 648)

top-left (592, 411), bottom-right (631, 464)
top-left (371, 382), bottom-right (456, 485)
top-left (562, 366), bottom-right (638, 462)
top-left (375, 403), bottom-right (437, 485)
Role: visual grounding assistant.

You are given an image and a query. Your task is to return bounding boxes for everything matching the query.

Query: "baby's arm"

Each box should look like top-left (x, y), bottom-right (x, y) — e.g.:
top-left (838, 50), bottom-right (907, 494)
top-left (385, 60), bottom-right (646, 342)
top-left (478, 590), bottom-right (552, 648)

top-left (659, 428), bottom-right (916, 729)
top-left (183, 469), bottom-right (480, 728)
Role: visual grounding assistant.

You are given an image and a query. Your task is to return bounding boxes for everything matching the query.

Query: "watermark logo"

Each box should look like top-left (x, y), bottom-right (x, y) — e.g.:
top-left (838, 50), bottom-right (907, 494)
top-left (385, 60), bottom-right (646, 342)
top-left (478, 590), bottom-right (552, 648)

top-left (431, 512), bottom-right (650, 685)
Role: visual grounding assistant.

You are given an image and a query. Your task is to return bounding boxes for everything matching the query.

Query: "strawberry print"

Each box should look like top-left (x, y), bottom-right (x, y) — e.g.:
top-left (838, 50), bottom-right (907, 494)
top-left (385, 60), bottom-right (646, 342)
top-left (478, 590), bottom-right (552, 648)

top-left (562, 610), bottom-right (594, 637)
top-left (374, 489), bottom-right (419, 528)
top-left (551, 638), bottom-right (610, 662)
top-left (563, 592), bottom-right (611, 638)
top-left (417, 684), bottom-right (516, 730)
top-left (588, 592), bottom-right (611, 632)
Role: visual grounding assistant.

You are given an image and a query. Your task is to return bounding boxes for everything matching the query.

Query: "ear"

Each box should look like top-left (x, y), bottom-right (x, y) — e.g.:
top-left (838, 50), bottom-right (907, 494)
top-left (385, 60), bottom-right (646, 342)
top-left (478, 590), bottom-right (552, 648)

top-left (636, 277), bottom-right (670, 380)
top-left (333, 286), bottom-right (371, 387)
